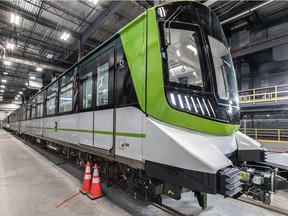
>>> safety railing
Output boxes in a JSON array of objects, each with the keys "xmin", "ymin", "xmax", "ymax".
[
  {"xmin": 239, "ymin": 84, "xmax": 288, "ymax": 103},
  {"xmin": 239, "ymin": 128, "xmax": 288, "ymax": 143}
]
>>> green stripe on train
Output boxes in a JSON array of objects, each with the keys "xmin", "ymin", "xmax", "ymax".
[{"xmin": 22, "ymin": 126, "xmax": 146, "ymax": 138}]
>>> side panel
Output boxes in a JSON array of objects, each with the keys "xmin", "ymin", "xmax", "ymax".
[
  {"xmin": 115, "ymin": 107, "xmax": 145, "ymax": 161},
  {"xmin": 78, "ymin": 112, "xmax": 93, "ymax": 145},
  {"xmin": 93, "ymin": 110, "xmax": 113, "ymax": 150},
  {"xmin": 145, "ymin": 117, "xmax": 232, "ymax": 174},
  {"xmin": 43, "ymin": 114, "xmax": 79, "ymax": 145}
]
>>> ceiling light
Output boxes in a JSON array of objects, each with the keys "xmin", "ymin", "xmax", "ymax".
[
  {"xmin": 1, "ymin": 79, "xmax": 7, "ymax": 83},
  {"xmin": 3, "ymin": 72, "xmax": 8, "ymax": 75},
  {"xmin": 7, "ymin": 43, "xmax": 15, "ymax": 49},
  {"xmin": 0, "ymin": 85, "xmax": 5, "ymax": 88},
  {"xmin": 47, "ymin": 54, "xmax": 53, "ymax": 59},
  {"xmin": 93, "ymin": 0, "xmax": 99, "ymax": 4},
  {"xmin": 36, "ymin": 67, "xmax": 43, "ymax": 72},
  {"xmin": 19, "ymin": 91, "xmax": 23, "ymax": 94},
  {"xmin": 16, "ymin": 95, "xmax": 20, "ymax": 97},
  {"xmin": 4, "ymin": 61, "xmax": 11, "ymax": 65},
  {"xmin": 0, "ymin": 90, "xmax": 4, "ymax": 93},
  {"xmin": 25, "ymin": 83, "xmax": 28, "ymax": 86},
  {"xmin": 60, "ymin": 32, "xmax": 70, "ymax": 41},
  {"xmin": 22, "ymin": 88, "xmax": 26, "ymax": 90},
  {"xmin": 186, "ymin": 45, "xmax": 198, "ymax": 56},
  {"xmin": 10, "ymin": 13, "xmax": 20, "ymax": 25},
  {"xmin": 0, "ymin": 96, "xmax": 3, "ymax": 98},
  {"xmin": 30, "ymin": 76, "xmax": 36, "ymax": 80},
  {"xmin": 176, "ymin": 50, "xmax": 181, "ymax": 57}
]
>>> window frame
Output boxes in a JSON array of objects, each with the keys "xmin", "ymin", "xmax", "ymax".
[
  {"xmin": 45, "ymin": 81, "xmax": 58, "ymax": 117},
  {"xmin": 46, "ymin": 91, "xmax": 57, "ymax": 116},
  {"xmin": 79, "ymin": 60, "xmax": 95, "ymax": 112},
  {"xmin": 31, "ymin": 102, "xmax": 37, "ymax": 119},
  {"xmin": 26, "ymin": 105, "xmax": 31, "ymax": 120},
  {"xmin": 58, "ymin": 81, "xmax": 74, "ymax": 114},
  {"xmin": 94, "ymin": 48, "xmax": 114, "ymax": 111},
  {"xmin": 36, "ymin": 92, "xmax": 45, "ymax": 118}
]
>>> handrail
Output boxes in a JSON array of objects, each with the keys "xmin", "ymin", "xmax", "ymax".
[
  {"xmin": 239, "ymin": 128, "xmax": 288, "ymax": 143},
  {"xmin": 239, "ymin": 84, "xmax": 288, "ymax": 104}
]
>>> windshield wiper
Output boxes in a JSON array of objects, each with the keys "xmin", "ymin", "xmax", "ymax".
[{"xmin": 163, "ymin": 6, "xmax": 187, "ymax": 47}]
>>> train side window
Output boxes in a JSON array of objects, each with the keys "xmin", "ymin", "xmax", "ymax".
[
  {"xmin": 59, "ymin": 83, "xmax": 73, "ymax": 113},
  {"xmin": 26, "ymin": 106, "xmax": 30, "ymax": 119},
  {"xmin": 80, "ymin": 71, "xmax": 93, "ymax": 110},
  {"xmin": 46, "ymin": 81, "xmax": 58, "ymax": 116},
  {"xmin": 22, "ymin": 106, "xmax": 26, "ymax": 120},
  {"xmin": 46, "ymin": 92, "xmax": 56, "ymax": 115},
  {"xmin": 31, "ymin": 103, "xmax": 36, "ymax": 119},
  {"xmin": 96, "ymin": 62, "xmax": 109, "ymax": 106},
  {"xmin": 37, "ymin": 93, "xmax": 45, "ymax": 117}
]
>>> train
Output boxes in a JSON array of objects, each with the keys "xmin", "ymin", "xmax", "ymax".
[{"xmin": 2, "ymin": 0, "xmax": 286, "ymax": 209}]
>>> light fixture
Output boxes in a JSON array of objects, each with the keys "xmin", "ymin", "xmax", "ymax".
[
  {"xmin": 47, "ymin": 54, "xmax": 53, "ymax": 59},
  {"xmin": 3, "ymin": 72, "xmax": 8, "ymax": 75},
  {"xmin": 25, "ymin": 83, "xmax": 28, "ymax": 86},
  {"xmin": 187, "ymin": 45, "xmax": 198, "ymax": 56},
  {"xmin": 176, "ymin": 50, "xmax": 181, "ymax": 57},
  {"xmin": 36, "ymin": 67, "xmax": 43, "ymax": 72},
  {"xmin": 1, "ymin": 79, "xmax": 7, "ymax": 83},
  {"xmin": 19, "ymin": 91, "xmax": 23, "ymax": 94},
  {"xmin": 30, "ymin": 76, "xmax": 36, "ymax": 80},
  {"xmin": 60, "ymin": 32, "xmax": 70, "ymax": 41},
  {"xmin": 10, "ymin": 13, "xmax": 20, "ymax": 25},
  {"xmin": 0, "ymin": 85, "xmax": 5, "ymax": 88},
  {"xmin": 4, "ymin": 61, "xmax": 11, "ymax": 65},
  {"xmin": 0, "ymin": 90, "xmax": 4, "ymax": 93},
  {"xmin": 7, "ymin": 43, "xmax": 15, "ymax": 49},
  {"xmin": 93, "ymin": 0, "xmax": 99, "ymax": 4},
  {"xmin": 16, "ymin": 95, "xmax": 20, "ymax": 97}
]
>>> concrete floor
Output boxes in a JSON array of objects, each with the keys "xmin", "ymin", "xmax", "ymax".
[
  {"xmin": 0, "ymin": 129, "xmax": 287, "ymax": 216},
  {"xmin": 260, "ymin": 141, "xmax": 288, "ymax": 152}
]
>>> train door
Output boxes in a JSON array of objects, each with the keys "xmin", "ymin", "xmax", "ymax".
[
  {"xmin": 78, "ymin": 59, "xmax": 95, "ymax": 146},
  {"xmin": 93, "ymin": 48, "xmax": 115, "ymax": 150}
]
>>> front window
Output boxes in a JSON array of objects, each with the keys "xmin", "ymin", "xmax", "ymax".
[
  {"xmin": 167, "ymin": 28, "xmax": 203, "ymax": 89},
  {"xmin": 208, "ymin": 36, "xmax": 239, "ymax": 104},
  {"xmin": 157, "ymin": 2, "xmax": 240, "ymax": 124}
]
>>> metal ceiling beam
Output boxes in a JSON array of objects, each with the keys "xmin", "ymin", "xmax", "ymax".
[
  {"xmin": 42, "ymin": 1, "xmax": 91, "ymax": 25},
  {"xmin": 0, "ymin": 2, "xmax": 79, "ymax": 39},
  {"xmin": 3, "ymin": 57, "xmax": 66, "ymax": 73},
  {"xmin": 67, "ymin": 1, "xmax": 121, "ymax": 53},
  {"xmin": 231, "ymin": 33, "xmax": 288, "ymax": 58},
  {"xmin": 0, "ymin": 25, "xmax": 72, "ymax": 57}
]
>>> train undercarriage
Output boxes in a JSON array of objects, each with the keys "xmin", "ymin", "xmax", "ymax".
[{"xmin": 8, "ymin": 130, "xmax": 288, "ymax": 210}]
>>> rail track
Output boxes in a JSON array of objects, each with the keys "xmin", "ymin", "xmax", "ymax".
[{"xmin": 237, "ymin": 196, "xmax": 288, "ymax": 216}]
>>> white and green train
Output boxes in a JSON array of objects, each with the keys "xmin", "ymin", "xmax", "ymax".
[{"xmin": 3, "ymin": 0, "xmax": 286, "ymax": 209}]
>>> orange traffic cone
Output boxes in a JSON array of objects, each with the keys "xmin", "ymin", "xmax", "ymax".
[
  {"xmin": 87, "ymin": 164, "xmax": 106, "ymax": 200},
  {"xmin": 79, "ymin": 161, "xmax": 92, "ymax": 195}
]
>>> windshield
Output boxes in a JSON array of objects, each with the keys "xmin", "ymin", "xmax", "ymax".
[
  {"xmin": 208, "ymin": 36, "xmax": 239, "ymax": 104},
  {"xmin": 167, "ymin": 28, "xmax": 203, "ymax": 89}
]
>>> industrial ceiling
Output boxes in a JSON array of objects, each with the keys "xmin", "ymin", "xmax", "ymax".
[{"xmin": 0, "ymin": 0, "xmax": 287, "ymax": 105}]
